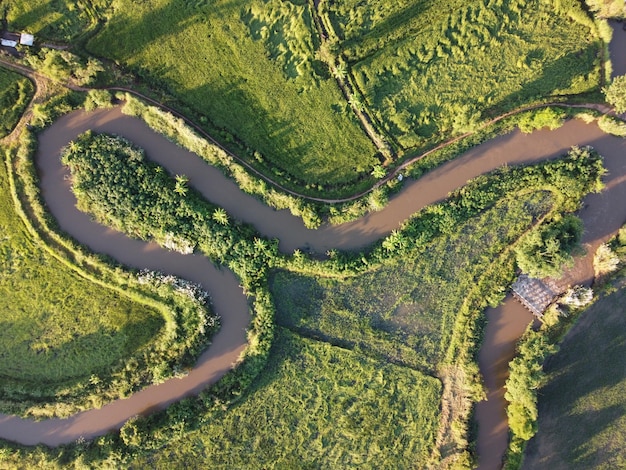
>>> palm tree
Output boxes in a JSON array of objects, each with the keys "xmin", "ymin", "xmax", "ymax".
[
  {"xmin": 174, "ymin": 174, "xmax": 189, "ymax": 197},
  {"xmin": 213, "ymin": 207, "xmax": 229, "ymax": 225},
  {"xmin": 371, "ymin": 165, "xmax": 386, "ymax": 179}
]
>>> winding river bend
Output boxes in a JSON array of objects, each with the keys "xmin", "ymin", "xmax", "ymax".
[
  {"xmin": 0, "ymin": 107, "xmax": 624, "ymax": 454},
  {"xmin": 0, "ymin": 24, "xmax": 625, "ymax": 463}
]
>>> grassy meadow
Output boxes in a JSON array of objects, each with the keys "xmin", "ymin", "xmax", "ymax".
[
  {"xmin": 129, "ymin": 329, "xmax": 442, "ymax": 468},
  {"xmin": 86, "ymin": 0, "xmax": 377, "ymax": 186},
  {"xmin": 272, "ymin": 191, "xmax": 554, "ymax": 374},
  {"xmin": 5, "ymin": 0, "xmax": 108, "ymax": 42},
  {"xmin": 321, "ymin": 0, "xmax": 602, "ymax": 150},
  {"xmin": 0, "ymin": 145, "xmax": 164, "ymax": 409},
  {"xmin": 0, "ymin": 68, "xmax": 33, "ymax": 138}
]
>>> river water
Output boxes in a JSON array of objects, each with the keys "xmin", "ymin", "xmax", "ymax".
[{"xmin": 0, "ymin": 37, "xmax": 625, "ymax": 460}]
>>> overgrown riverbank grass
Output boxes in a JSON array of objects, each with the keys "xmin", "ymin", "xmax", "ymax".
[
  {"xmin": 0, "ymin": 131, "xmax": 220, "ymax": 418},
  {"xmin": 321, "ymin": 0, "xmax": 602, "ymax": 152},
  {"xmin": 0, "ymin": 68, "xmax": 33, "ymax": 138},
  {"xmin": 86, "ymin": 0, "xmax": 376, "ymax": 187}
]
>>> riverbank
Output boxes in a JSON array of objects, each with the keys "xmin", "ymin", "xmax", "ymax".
[{"xmin": 0, "ymin": 102, "xmax": 621, "ymax": 451}]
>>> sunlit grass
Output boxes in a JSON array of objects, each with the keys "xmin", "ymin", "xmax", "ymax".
[
  {"xmin": 87, "ymin": 0, "xmax": 376, "ymax": 186},
  {"xmin": 131, "ymin": 328, "xmax": 442, "ymax": 468}
]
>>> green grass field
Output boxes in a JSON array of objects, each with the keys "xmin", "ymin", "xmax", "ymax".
[
  {"xmin": 0, "ymin": 68, "xmax": 33, "ymax": 138},
  {"xmin": 130, "ymin": 328, "xmax": 442, "ymax": 468},
  {"xmin": 522, "ymin": 247, "xmax": 626, "ymax": 469},
  {"xmin": 321, "ymin": 0, "xmax": 602, "ymax": 150},
  {"xmin": 0, "ymin": 146, "xmax": 166, "ymax": 406},
  {"xmin": 86, "ymin": 0, "xmax": 376, "ymax": 186},
  {"xmin": 272, "ymin": 191, "xmax": 554, "ymax": 373}
]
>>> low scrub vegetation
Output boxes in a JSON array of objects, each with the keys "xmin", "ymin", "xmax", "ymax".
[
  {"xmin": 321, "ymin": 0, "xmax": 602, "ymax": 152},
  {"xmin": 0, "ymin": 68, "xmax": 33, "ymax": 138}
]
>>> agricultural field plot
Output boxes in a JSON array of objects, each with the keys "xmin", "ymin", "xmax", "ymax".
[
  {"xmin": 0, "ymin": 68, "xmax": 33, "ymax": 138},
  {"xmin": 0, "ymin": 150, "xmax": 164, "ymax": 410},
  {"xmin": 86, "ymin": 0, "xmax": 376, "ymax": 186},
  {"xmin": 523, "ymin": 235, "xmax": 626, "ymax": 470},
  {"xmin": 272, "ymin": 190, "xmax": 554, "ymax": 373},
  {"xmin": 320, "ymin": 0, "xmax": 602, "ymax": 150},
  {"xmin": 130, "ymin": 329, "xmax": 442, "ymax": 469}
]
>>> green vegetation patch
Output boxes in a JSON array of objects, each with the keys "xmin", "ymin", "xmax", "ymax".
[
  {"xmin": 0, "ymin": 68, "xmax": 33, "ymax": 138},
  {"xmin": 272, "ymin": 191, "xmax": 554, "ymax": 373},
  {"xmin": 0, "ymin": 146, "xmax": 163, "ymax": 397},
  {"xmin": 87, "ymin": 0, "xmax": 376, "ymax": 185},
  {"xmin": 322, "ymin": 0, "xmax": 601, "ymax": 149},
  {"xmin": 130, "ymin": 328, "xmax": 442, "ymax": 468}
]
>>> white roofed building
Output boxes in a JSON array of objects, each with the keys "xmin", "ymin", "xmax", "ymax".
[{"xmin": 20, "ymin": 33, "xmax": 34, "ymax": 46}]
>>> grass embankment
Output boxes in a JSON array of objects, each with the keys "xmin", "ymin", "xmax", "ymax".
[
  {"xmin": 321, "ymin": 0, "xmax": 603, "ymax": 154},
  {"xmin": 0, "ymin": 68, "xmax": 33, "ymax": 138},
  {"xmin": 86, "ymin": 0, "xmax": 376, "ymax": 189},
  {"xmin": 520, "ymin": 230, "xmax": 626, "ymax": 470},
  {"xmin": 0, "ymin": 130, "xmax": 219, "ymax": 418}
]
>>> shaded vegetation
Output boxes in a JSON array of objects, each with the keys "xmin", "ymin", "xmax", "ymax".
[
  {"xmin": 0, "ymin": 67, "xmax": 33, "ymax": 138},
  {"xmin": 321, "ymin": 0, "xmax": 602, "ymax": 151}
]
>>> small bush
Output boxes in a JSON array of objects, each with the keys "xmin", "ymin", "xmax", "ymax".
[
  {"xmin": 518, "ymin": 108, "xmax": 565, "ymax": 134},
  {"xmin": 597, "ymin": 115, "xmax": 626, "ymax": 137}
]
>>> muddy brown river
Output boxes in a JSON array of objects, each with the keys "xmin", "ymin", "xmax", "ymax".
[{"xmin": 0, "ymin": 24, "xmax": 625, "ymax": 464}]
